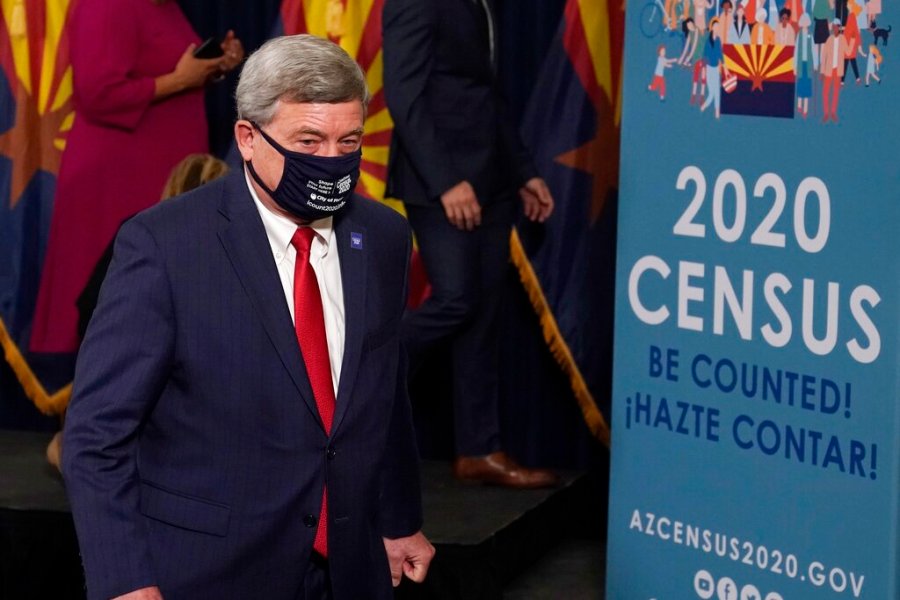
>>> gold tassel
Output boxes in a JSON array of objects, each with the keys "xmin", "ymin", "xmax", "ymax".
[
  {"xmin": 0, "ymin": 317, "xmax": 71, "ymax": 416},
  {"xmin": 509, "ymin": 229, "xmax": 611, "ymax": 447}
]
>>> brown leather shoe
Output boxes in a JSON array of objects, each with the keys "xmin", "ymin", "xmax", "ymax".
[{"xmin": 452, "ymin": 451, "xmax": 560, "ymax": 489}]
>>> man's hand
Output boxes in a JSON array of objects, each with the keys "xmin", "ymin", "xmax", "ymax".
[
  {"xmin": 383, "ymin": 531, "xmax": 435, "ymax": 587},
  {"xmin": 112, "ymin": 586, "xmax": 163, "ymax": 600},
  {"xmin": 518, "ymin": 177, "xmax": 554, "ymax": 223},
  {"xmin": 440, "ymin": 181, "xmax": 481, "ymax": 231}
]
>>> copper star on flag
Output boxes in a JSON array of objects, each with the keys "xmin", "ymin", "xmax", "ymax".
[{"xmin": 0, "ymin": 0, "xmax": 75, "ymax": 208}]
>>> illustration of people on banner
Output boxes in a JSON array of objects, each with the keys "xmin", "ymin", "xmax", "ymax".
[{"xmin": 640, "ymin": 0, "xmax": 890, "ymax": 120}]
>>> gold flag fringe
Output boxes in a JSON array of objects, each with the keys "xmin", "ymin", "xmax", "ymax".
[
  {"xmin": 509, "ymin": 228, "xmax": 611, "ymax": 447},
  {"xmin": 0, "ymin": 317, "xmax": 71, "ymax": 416}
]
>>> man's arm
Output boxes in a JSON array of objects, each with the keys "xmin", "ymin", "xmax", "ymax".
[
  {"xmin": 378, "ymin": 227, "xmax": 434, "ymax": 584},
  {"xmin": 378, "ymin": 228, "xmax": 424, "ymax": 537},
  {"xmin": 494, "ymin": 93, "xmax": 539, "ymax": 193},
  {"xmin": 491, "ymin": 71, "xmax": 546, "ymax": 221},
  {"xmin": 378, "ymin": 347, "xmax": 424, "ymax": 537},
  {"xmin": 493, "ymin": 90, "xmax": 553, "ymax": 223},
  {"xmin": 380, "ymin": 346, "xmax": 435, "ymax": 587},
  {"xmin": 382, "ymin": 0, "xmax": 461, "ymax": 200},
  {"xmin": 62, "ymin": 218, "xmax": 175, "ymax": 600}
]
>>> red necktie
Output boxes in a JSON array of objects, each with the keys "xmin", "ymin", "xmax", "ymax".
[{"xmin": 291, "ymin": 227, "xmax": 335, "ymax": 557}]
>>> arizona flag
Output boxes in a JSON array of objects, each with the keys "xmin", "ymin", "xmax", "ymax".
[
  {"xmin": 513, "ymin": 0, "xmax": 624, "ymax": 445},
  {"xmin": 0, "ymin": 0, "xmax": 74, "ymax": 348},
  {"xmin": 722, "ymin": 44, "xmax": 796, "ymax": 119},
  {"xmin": 276, "ymin": 0, "xmax": 429, "ymax": 305},
  {"xmin": 275, "ymin": 0, "xmax": 391, "ymax": 205}
]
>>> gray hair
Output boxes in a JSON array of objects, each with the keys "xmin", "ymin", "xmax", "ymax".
[{"xmin": 236, "ymin": 34, "xmax": 370, "ymax": 125}]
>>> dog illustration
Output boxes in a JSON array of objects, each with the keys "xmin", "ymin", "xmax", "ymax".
[{"xmin": 871, "ymin": 22, "xmax": 891, "ymax": 46}]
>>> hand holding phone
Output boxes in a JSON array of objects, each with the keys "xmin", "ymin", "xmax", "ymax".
[
  {"xmin": 155, "ymin": 41, "xmax": 228, "ymax": 99},
  {"xmin": 193, "ymin": 37, "xmax": 224, "ymax": 60},
  {"xmin": 175, "ymin": 42, "xmax": 223, "ymax": 89}
]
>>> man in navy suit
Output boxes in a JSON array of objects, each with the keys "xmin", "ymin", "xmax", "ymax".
[
  {"xmin": 383, "ymin": 0, "xmax": 558, "ymax": 487},
  {"xmin": 62, "ymin": 35, "xmax": 433, "ymax": 600}
]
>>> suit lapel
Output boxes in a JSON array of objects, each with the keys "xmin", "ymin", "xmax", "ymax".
[
  {"xmin": 463, "ymin": 0, "xmax": 493, "ymax": 55},
  {"xmin": 331, "ymin": 207, "xmax": 367, "ymax": 435},
  {"xmin": 216, "ymin": 171, "xmax": 324, "ymax": 430}
]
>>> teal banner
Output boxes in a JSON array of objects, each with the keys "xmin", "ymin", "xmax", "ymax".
[{"xmin": 608, "ymin": 0, "xmax": 899, "ymax": 598}]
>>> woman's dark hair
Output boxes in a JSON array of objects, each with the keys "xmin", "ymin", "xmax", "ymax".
[{"xmin": 682, "ymin": 17, "xmax": 695, "ymax": 35}]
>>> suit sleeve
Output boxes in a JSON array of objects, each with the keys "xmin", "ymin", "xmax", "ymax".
[
  {"xmin": 382, "ymin": 0, "xmax": 462, "ymax": 200},
  {"xmin": 379, "ymin": 226, "xmax": 424, "ymax": 538},
  {"xmin": 495, "ymin": 91, "xmax": 539, "ymax": 189},
  {"xmin": 71, "ymin": 0, "xmax": 157, "ymax": 131},
  {"xmin": 62, "ymin": 218, "xmax": 174, "ymax": 600}
]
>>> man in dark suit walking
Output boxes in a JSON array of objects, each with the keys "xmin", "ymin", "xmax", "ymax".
[
  {"xmin": 62, "ymin": 35, "xmax": 433, "ymax": 600},
  {"xmin": 383, "ymin": 0, "xmax": 558, "ymax": 488}
]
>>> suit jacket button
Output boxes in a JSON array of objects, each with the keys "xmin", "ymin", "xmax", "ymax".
[
  {"xmin": 303, "ymin": 514, "xmax": 317, "ymax": 528},
  {"xmin": 326, "ymin": 447, "xmax": 337, "ymax": 460}
]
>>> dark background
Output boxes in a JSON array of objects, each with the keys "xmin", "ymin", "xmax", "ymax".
[{"xmin": 0, "ymin": 0, "xmax": 608, "ymax": 472}]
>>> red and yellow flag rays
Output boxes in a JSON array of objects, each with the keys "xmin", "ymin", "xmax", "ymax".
[
  {"xmin": 281, "ymin": 0, "xmax": 396, "ymax": 209},
  {"xmin": 0, "ymin": 0, "xmax": 75, "ymax": 207},
  {"xmin": 555, "ymin": 0, "xmax": 623, "ymax": 223},
  {"xmin": 725, "ymin": 44, "xmax": 795, "ymax": 91}
]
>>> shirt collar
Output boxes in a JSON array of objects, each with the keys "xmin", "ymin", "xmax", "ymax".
[{"xmin": 244, "ymin": 167, "xmax": 333, "ymax": 262}]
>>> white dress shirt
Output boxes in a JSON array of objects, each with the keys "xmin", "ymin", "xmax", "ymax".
[
  {"xmin": 832, "ymin": 36, "xmax": 841, "ymax": 70},
  {"xmin": 478, "ymin": 0, "xmax": 496, "ymax": 67},
  {"xmin": 245, "ymin": 168, "xmax": 345, "ymax": 394}
]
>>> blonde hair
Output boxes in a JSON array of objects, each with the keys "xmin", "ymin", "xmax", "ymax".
[
  {"xmin": 870, "ymin": 45, "xmax": 883, "ymax": 65},
  {"xmin": 161, "ymin": 154, "xmax": 230, "ymax": 200}
]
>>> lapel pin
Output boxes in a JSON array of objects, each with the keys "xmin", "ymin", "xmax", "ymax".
[{"xmin": 350, "ymin": 232, "xmax": 364, "ymax": 250}]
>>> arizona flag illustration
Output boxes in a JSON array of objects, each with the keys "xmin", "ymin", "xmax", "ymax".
[{"xmin": 722, "ymin": 44, "xmax": 796, "ymax": 119}]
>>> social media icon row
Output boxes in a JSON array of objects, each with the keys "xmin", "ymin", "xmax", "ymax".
[{"xmin": 694, "ymin": 569, "xmax": 783, "ymax": 600}]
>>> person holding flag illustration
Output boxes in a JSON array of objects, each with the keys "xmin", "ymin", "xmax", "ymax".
[
  {"xmin": 752, "ymin": 8, "xmax": 775, "ymax": 44},
  {"xmin": 774, "ymin": 8, "xmax": 797, "ymax": 45}
]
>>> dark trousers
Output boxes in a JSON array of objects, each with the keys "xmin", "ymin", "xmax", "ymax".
[
  {"xmin": 843, "ymin": 57, "xmax": 860, "ymax": 81},
  {"xmin": 298, "ymin": 553, "xmax": 333, "ymax": 600},
  {"xmin": 835, "ymin": 0, "xmax": 848, "ymax": 24},
  {"xmin": 402, "ymin": 200, "xmax": 515, "ymax": 456}
]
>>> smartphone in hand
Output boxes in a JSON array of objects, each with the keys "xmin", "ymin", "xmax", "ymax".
[{"xmin": 193, "ymin": 37, "xmax": 224, "ymax": 59}]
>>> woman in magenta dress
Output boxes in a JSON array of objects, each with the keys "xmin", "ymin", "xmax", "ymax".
[{"xmin": 30, "ymin": 0, "xmax": 243, "ymax": 352}]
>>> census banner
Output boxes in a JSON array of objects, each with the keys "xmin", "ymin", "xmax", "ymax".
[{"xmin": 607, "ymin": 0, "xmax": 899, "ymax": 598}]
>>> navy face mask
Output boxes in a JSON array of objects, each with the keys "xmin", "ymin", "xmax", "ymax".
[{"xmin": 246, "ymin": 123, "xmax": 361, "ymax": 221}]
